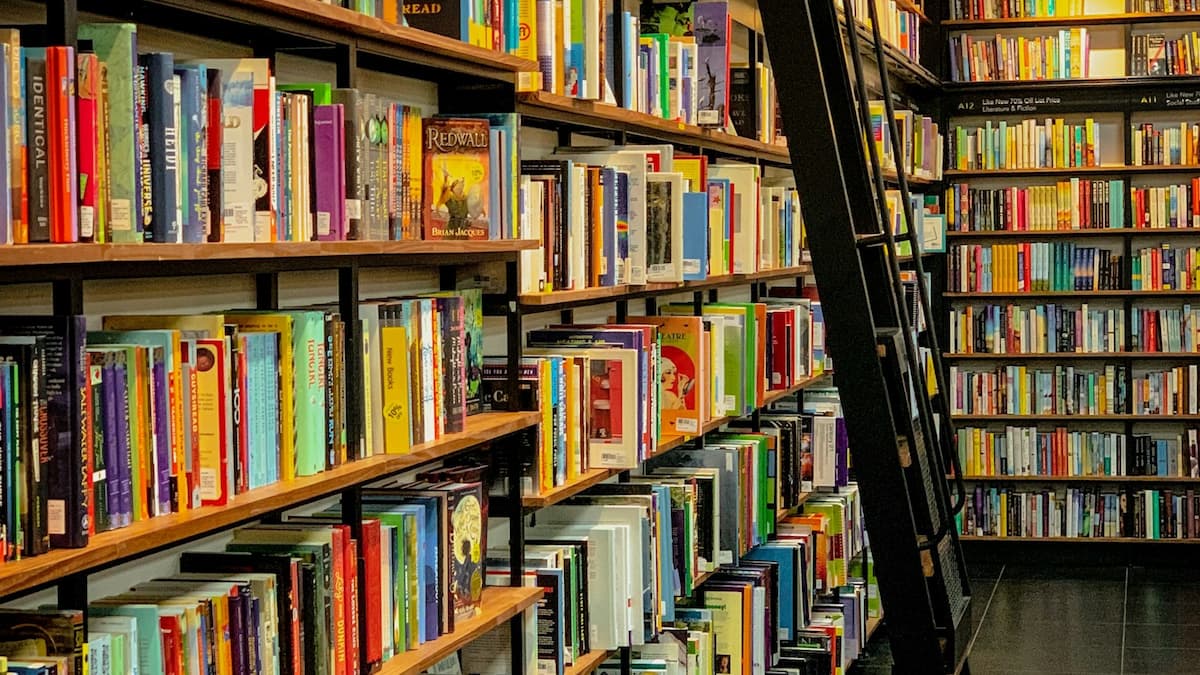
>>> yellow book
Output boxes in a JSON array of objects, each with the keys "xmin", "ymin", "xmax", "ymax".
[
  {"xmin": 517, "ymin": 0, "xmax": 538, "ymax": 61},
  {"xmin": 226, "ymin": 314, "xmax": 296, "ymax": 482},
  {"xmin": 1085, "ymin": 119, "xmax": 1095, "ymax": 166},
  {"xmin": 1018, "ymin": 36, "xmax": 1027, "ymax": 80},
  {"xmin": 380, "ymin": 326, "xmax": 412, "ymax": 455},
  {"xmin": 564, "ymin": 356, "xmax": 580, "ymax": 482},
  {"xmin": 1000, "ymin": 492, "xmax": 1008, "ymax": 535},
  {"xmin": 429, "ymin": 304, "xmax": 443, "ymax": 439},
  {"xmin": 539, "ymin": 360, "xmax": 554, "ymax": 493}
]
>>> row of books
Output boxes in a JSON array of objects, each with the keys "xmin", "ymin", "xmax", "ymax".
[
  {"xmin": 950, "ymin": 0, "xmax": 1086, "ymax": 20},
  {"xmin": 958, "ymin": 426, "xmax": 1200, "ymax": 478},
  {"xmin": 0, "ymin": 473, "xmax": 488, "ymax": 675},
  {"xmin": 0, "ymin": 290, "xmax": 483, "ymax": 557},
  {"xmin": 957, "ymin": 426, "xmax": 1129, "ymax": 478},
  {"xmin": 1129, "ymin": 488, "xmax": 1200, "ymax": 539},
  {"xmin": 867, "ymin": 102, "xmax": 945, "ymax": 183},
  {"xmin": 840, "ymin": 0, "xmax": 925, "ymax": 63},
  {"xmin": 1130, "ymin": 181, "xmax": 1200, "ymax": 230},
  {"xmin": 1136, "ymin": 0, "xmax": 1200, "ymax": 9},
  {"xmin": 0, "ymin": 26, "xmax": 531, "ymax": 243},
  {"xmin": 963, "ymin": 486, "xmax": 1124, "ymax": 538},
  {"xmin": 1131, "ymin": 122, "xmax": 1200, "ymax": 166},
  {"xmin": 1130, "ymin": 244, "xmax": 1200, "ymax": 290},
  {"xmin": 946, "ymin": 181, "xmax": 1127, "ymax": 233},
  {"xmin": 1131, "ymin": 306, "xmax": 1200, "ymax": 352},
  {"xmin": 948, "ymin": 30, "xmax": 1093, "ymax": 82},
  {"xmin": 478, "ymin": 470, "xmax": 867, "ymax": 675},
  {"xmin": 948, "ymin": 302, "xmax": 1127, "ymax": 355},
  {"xmin": 949, "ymin": 363, "xmax": 1130, "ymax": 415},
  {"xmin": 1133, "ymin": 364, "xmax": 1200, "ymax": 414},
  {"xmin": 950, "ymin": 118, "xmax": 1103, "ymax": 171},
  {"xmin": 947, "ymin": 243, "xmax": 1126, "ymax": 293},
  {"xmin": 1131, "ymin": 32, "xmax": 1200, "ymax": 76},
  {"xmin": 518, "ymin": 149, "xmax": 803, "ymax": 293},
  {"xmin": 729, "ymin": 62, "xmax": 783, "ymax": 147},
  {"xmin": 481, "ymin": 297, "xmax": 833, "ymax": 492}
]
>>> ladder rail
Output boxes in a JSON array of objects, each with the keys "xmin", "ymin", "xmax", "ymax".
[
  {"xmin": 855, "ymin": 0, "xmax": 970, "ymax": 519},
  {"xmin": 838, "ymin": 0, "xmax": 962, "ymax": 546}
]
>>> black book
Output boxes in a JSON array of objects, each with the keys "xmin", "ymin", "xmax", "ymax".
[
  {"xmin": 24, "ymin": 51, "xmax": 49, "ymax": 243},
  {"xmin": 0, "ymin": 337, "xmax": 46, "ymax": 558}
]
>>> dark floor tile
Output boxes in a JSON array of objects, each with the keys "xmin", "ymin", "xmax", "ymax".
[
  {"xmin": 967, "ymin": 561, "xmax": 1005, "ymax": 582},
  {"xmin": 969, "ymin": 668, "xmax": 1118, "ymax": 675},
  {"xmin": 970, "ymin": 618, "xmax": 1123, "ymax": 672},
  {"xmin": 967, "ymin": 646, "xmax": 1122, "ymax": 674},
  {"xmin": 1124, "ymin": 646, "xmax": 1200, "ymax": 674},
  {"xmin": 981, "ymin": 579, "xmax": 1126, "ymax": 626},
  {"xmin": 1125, "ymin": 583, "xmax": 1200, "ymax": 625},
  {"xmin": 1001, "ymin": 563, "xmax": 1126, "ymax": 582},
  {"xmin": 1124, "ymin": 622, "xmax": 1200, "ymax": 648},
  {"xmin": 1128, "ymin": 565, "xmax": 1200, "ymax": 585}
]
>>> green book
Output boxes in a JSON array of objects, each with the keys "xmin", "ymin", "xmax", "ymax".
[
  {"xmin": 89, "ymin": 605, "xmax": 161, "ymax": 675},
  {"xmin": 285, "ymin": 311, "xmax": 328, "ymax": 477},
  {"xmin": 277, "ymin": 82, "xmax": 332, "ymax": 105}
]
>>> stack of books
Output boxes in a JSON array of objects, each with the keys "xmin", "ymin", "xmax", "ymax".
[
  {"xmin": 949, "ymin": 302, "xmax": 1126, "ymax": 354},
  {"xmin": 949, "ymin": 29, "xmax": 1092, "ymax": 81},
  {"xmin": 869, "ymin": 102, "xmax": 944, "ymax": 181},
  {"xmin": 958, "ymin": 426, "xmax": 1129, "ymax": 477},
  {"xmin": 948, "ymin": 242, "xmax": 1126, "ymax": 292},
  {"xmin": 1131, "ymin": 121, "xmax": 1200, "ymax": 166},
  {"xmin": 950, "ymin": 117, "xmax": 1103, "ymax": 171},
  {"xmin": 1132, "ymin": 244, "xmax": 1200, "ymax": 289},
  {"xmin": 947, "ymin": 180, "xmax": 1127, "ymax": 232},
  {"xmin": 950, "ymin": 363, "xmax": 1129, "ymax": 415}
]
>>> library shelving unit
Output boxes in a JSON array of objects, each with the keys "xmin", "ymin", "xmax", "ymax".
[{"xmin": 941, "ymin": 2, "xmax": 1200, "ymax": 547}]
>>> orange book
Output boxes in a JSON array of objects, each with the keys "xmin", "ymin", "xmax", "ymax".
[
  {"xmin": 46, "ymin": 46, "xmax": 78, "ymax": 242},
  {"xmin": 754, "ymin": 303, "xmax": 767, "ymax": 407}
]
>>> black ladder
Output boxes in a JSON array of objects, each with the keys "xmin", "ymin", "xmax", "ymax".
[{"xmin": 757, "ymin": 0, "xmax": 974, "ymax": 672}]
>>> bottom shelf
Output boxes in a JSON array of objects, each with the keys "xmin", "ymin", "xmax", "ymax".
[
  {"xmin": 960, "ymin": 535, "xmax": 1200, "ymax": 544},
  {"xmin": 865, "ymin": 614, "xmax": 884, "ymax": 642},
  {"xmin": 566, "ymin": 649, "xmax": 617, "ymax": 675},
  {"xmin": 379, "ymin": 586, "xmax": 544, "ymax": 674}
]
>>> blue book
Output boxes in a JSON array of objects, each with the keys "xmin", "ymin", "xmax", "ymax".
[
  {"xmin": 616, "ymin": 171, "xmax": 630, "ymax": 282},
  {"xmin": 744, "ymin": 543, "xmax": 800, "ymax": 641},
  {"xmin": 0, "ymin": 44, "xmax": 10, "ymax": 242},
  {"xmin": 489, "ymin": 129, "xmax": 502, "ymax": 240},
  {"xmin": 393, "ymin": 503, "xmax": 429, "ymax": 643},
  {"xmin": 174, "ymin": 65, "xmax": 206, "ymax": 243},
  {"xmin": 600, "ymin": 167, "xmax": 618, "ymax": 287},
  {"xmin": 138, "ymin": 53, "xmax": 179, "ymax": 242},
  {"xmin": 362, "ymin": 493, "xmax": 443, "ymax": 641},
  {"xmin": 682, "ymin": 191, "xmax": 708, "ymax": 281}
]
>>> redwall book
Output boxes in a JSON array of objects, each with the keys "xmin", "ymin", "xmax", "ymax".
[{"xmin": 422, "ymin": 118, "xmax": 491, "ymax": 240}]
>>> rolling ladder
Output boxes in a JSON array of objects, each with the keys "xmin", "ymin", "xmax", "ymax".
[{"xmin": 756, "ymin": 0, "xmax": 974, "ymax": 671}]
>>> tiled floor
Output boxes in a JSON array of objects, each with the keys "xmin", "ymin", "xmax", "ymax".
[{"xmin": 850, "ymin": 564, "xmax": 1200, "ymax": 674}]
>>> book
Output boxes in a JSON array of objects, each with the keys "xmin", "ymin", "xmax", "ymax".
[{"xmin": 422, "ymin": 118, "xmax": 491, "ymax": 240}]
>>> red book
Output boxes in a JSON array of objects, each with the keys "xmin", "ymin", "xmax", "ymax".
[
  {"xmin": 360, "ymin": 518, "xmax": 383, "ymax": 666},
  {"xmin": 236, "ymin": 335, "xmax": 250, "ymax": 495},
  {"xmin": 160, "ymin": 614, "xmax": 183, "ymax": 675},
  {"xmin": 47, "ymin": 46, "xmax": 78, "ymax": 243},
  {"xmin": 347, "ymin": 535, "xmax": 361, "ymax": 675},
  {"xmin": 76, "ymin": 52, "xmax": 98, "ymax": 243},
  {"xmin": 328, "ymin": 525, "xmax": 348, "ymax": 675}
]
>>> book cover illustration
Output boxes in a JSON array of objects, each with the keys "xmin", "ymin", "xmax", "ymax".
[
  {"xmin": 646, "ymin": 172, "xmax": 684, "ymax": 282},
  {"xmin": 449, "ymin": 484, "xmax": 485, "ymax": 620},
  {"xmin": 693, "ymin": 1, "xmax": 729, "ymax": 127},
  {"xmin": 641, "ymin": 2, "xmax": 694, "ymax": 36},
  {"xmin": 422, "ymin": 118, "xmax": 491, "ymax": 240}
]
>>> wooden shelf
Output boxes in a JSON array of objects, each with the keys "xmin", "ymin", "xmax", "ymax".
[
  {"xmin": 946, "ymin": 164, "xmax": 1200, "ymax": 178},
  {"xmin": 960, "ymin": 534, "xmax": 1200, "ymax": 543},
  {"xmin": 565, "ymin": 650, "xmax": 615, "ymax": 675},
  {"xmin": 517, "ymin": 91, "xmax": 791, "ymax": 165},
  {"xmin": 946, "ymin": 290, "xmax": 1200, "ymax": 299},
  {"xmin": 518, "ymin": 265, "xmax": 812, "ymax": 314},
  {"xmin": 955, "ymin": 474, "xmax": 1200, "ymax": 483},
  {"xmin": 842, "ymin": 16, "xmax": 940, "ymax": 89},
  {"xmin": 520, "ymin": 373, "xmax": 832, "ymax": 509},
  {"xmin": 946, "ymin": 228, "xmax": 1200, "ymax": 238},
  {"xmin": 952, "ymin": 414, "xmax": 1200, "ymax": 422},
  {"xmin": 0, "ymin": 411, "xmax": 538, "ymax": 601},
  {"xmin": 0, "ymin": 240, "xmax": 539, "ymax": 282},
  {"xmin": 944, "ymin": 75, "xmax": 1200, "ymax": 92},
  {"xmin": 945, "ymin": 352, "xmax": 1200, "ymax": 360},
  {"xmin": 378, "ymin": 586, "xmax": 543, "ymax": 674},
  {"xmin": 945, "ymin": 10, "xmax": 1200, "ymax": 29},
  {"xmin": 866, "ymin": 615, "xmax": 884, "ymax": 642}
]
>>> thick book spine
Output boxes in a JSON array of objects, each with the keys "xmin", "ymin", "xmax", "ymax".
[
  {"xmin": 176, "ymin": 66, "xmax": 207, "ymax": 243},
  {"xmin": 313, "ymin": 104, "xmax": 345, "ymax": 241},
  {"xmin": 76, "ymin": 52, "xmax": 99, "ymax": 243},
  {"xmin": 48, "ymin": 47, "xmax": 79, "ymax": 243},
  {"xmin": 204, "ymin": 68, "xmax": 223, "ymax": 242},
  {"xmin": 331, "ymin": 89, "xmax": 365, "ymax": 240},
  {"xmin": 139, "ymin": 53, "xmax": 180, "ymax": 243},
  {"xmin": 23, "ymin": 50, "xmax": 50, "ymax": 243},
  {"xmin": 441, "ymin": 297, "xmax": 467, "ymax": 434}
]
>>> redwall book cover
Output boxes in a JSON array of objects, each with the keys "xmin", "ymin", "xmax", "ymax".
[{"xmin": 422, "ymin": 118, "xmax": 491, "ymax": 240}]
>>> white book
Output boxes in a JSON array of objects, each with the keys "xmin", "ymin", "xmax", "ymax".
[
  {"xmin": 645, "ymin": 172, "xmax": 684, "ymax": 282},
  {"xmin": 709, "ymin": 164, "xmax": 760, "ymax": 274},
  {"xmin": 569, "ymin": 165, "xmax": 588, "ymax": 289}
]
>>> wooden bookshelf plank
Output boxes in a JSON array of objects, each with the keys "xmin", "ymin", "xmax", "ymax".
[
  {"xmin": 945, "ymin": 10, "xmax": 1200, "ymax": 28},
  {"xmin": 565, "ymin": 650, "xmax": 616, "ymax": 675},
  {"xmin": 951, "ymin": 414, "xmax": 1200, "ymax": 421},
  {"xmin": 956, "ymin": 474, "xmax": 1200, "ymax": 483},
  {"xmin": 944, "ymin": 352, "xmax": 1200, "ymax": 360},
  {"xmin": 522, "ymin": 468, "xmax": 620, "ymax": 510},
  {"xmin": 518, "ymin": 266, "xmax": 812, "ymax": 313},
  {"xmin": 945, "ymin": 165, "xmax": 1167, "ymax": 178},
  {"xmin": 378, "ymin": 586, "xmax": 544, "ymax": 674},
  {"xmin": 944, "ymin": 75, "xmax": 1200, "ymax": 93},
  {"xmin": 0, "ymin": 411, "xmax": 538, "ymax": 601},
  {"xmin": 866, "ymin": 615, "xmax": 884, "ymax": 641},
  {"xmin": 960, "ymin": 535, "xmax": 1200, "ymax": 543},
  {"xmin": 946, "ymin": 229, "xmax": 1200, "ymax": 238},
  {"xmin": 516, "ymin": 91, "xmax": 791, "ymax": 164}
]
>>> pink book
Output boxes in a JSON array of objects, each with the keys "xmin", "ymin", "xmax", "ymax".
[{"xmin": 314, "ymin": 103, "xmax": 346, "ymax": 241}]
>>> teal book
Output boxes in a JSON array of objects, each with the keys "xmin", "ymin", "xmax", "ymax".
[
  {"xmin": 89, "ymin": 605, "xmax": 162, "ymax": 675},
  {"xmin": 285, "ymin": 311, "xmax": 326, "ymax": 477},
  {"xmin": 78, "ymin": 23, "xmax": 140, "ymax": 241},
  {"xmin": 88, "ymin": 616, "xmax": 138, "ymax": 675}
]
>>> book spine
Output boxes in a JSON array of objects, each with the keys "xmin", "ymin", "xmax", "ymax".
[
  {"xmin": 77, "ymin": 52, "xmax": 99, "ymax": 243},
  {"xmin": 47, "ymin": 47, "xmax": 79, "ymax": 243},
  {"xmin": 314, "ymin": 104, "xmax": 346, "ymax": 241},
  {"xmin": 24, "ymin": 50, "xmax": 49, "ymax": 243},
  {"xmin": 205, "ymin": 68, "xmax": 223, "ymax": 242},
  {"xmin": 177, "ymin": 66, "xmax": 207, "ymax": 243},
  {"xmin": 140, "ymin": 53, "xmax": 180, "ymax": 243}
]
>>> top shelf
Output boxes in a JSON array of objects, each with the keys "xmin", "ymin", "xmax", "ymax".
[
  {"xmin": 0, "ymin": 240, "xmax": 538, "ymax": 283},
  {"xmin": 945, "ymin": 10, "xmax": 1200, "ymax": 29},
  {"xmin": 516, "ymin": 92, "xmax": 792, "ymax": 166}
]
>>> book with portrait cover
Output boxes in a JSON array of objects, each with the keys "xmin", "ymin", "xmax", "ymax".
[{"xmin": 422, "ymin": 118, "xmax": 491, "ymax": 240}]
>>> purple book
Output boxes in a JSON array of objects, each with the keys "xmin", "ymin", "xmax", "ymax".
[
  {"xmin": 150, "ymin": 347, "xmax": 172, "ymax": 514},
  {"xmin": 835, "ymin": 416, "xmax": 849, "ymax": 487},
  {"xmin": 314, "ymin": 103, "xmax": 346, "ymax": 241},
  {"xmin": 111, "ymin": 353, "xmax": 133, "ymax": 528},
  {"xmin": 98, "ymin": 352, "xmax": 122, "ymax": 530},
  {"xmin": 693, "ymin": 0, "xmax": 730, "ymax": 128}
]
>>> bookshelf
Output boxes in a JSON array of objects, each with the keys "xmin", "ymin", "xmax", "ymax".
[
  {"xmin": 944, "ymin": 352, "xmax": 1200, "ymax": 359},
  {"xmin": 957, "ymin": 474, "xmax": 1200, "ymax": 482}
]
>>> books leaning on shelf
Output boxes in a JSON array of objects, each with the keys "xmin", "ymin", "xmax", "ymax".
[
  {"xmin": 518, "ymin": 150, "xmax": 804, "ymax": 293},
  {"xmin": 836, "ymin": 0, "xmax": 923, "ymax": 63},
  {"xmin": 1134, "ymin": 365, "xmax": 1200, "ymax": 414},
  {"xmin": 1132, "ymin": 121, "xmax": 1200, "ymax": 166},
  {"xmin": 485, "ymin": 298, "xmax": 831, "ymax": 494},
  {"xmin": 947, "ymin": 181, "xmax": 1127, "ymax": 232},
  {"xmin": 961, "ymin": 484, "xmax": 1200, "ymax": 540},
  {"xmin": 948, "ymin": 302, "xmax": 1127, "ymax": 355},
  {"xmin": 957, "ymin": 425, "xmax": 1200, "ymax": 478},
  {"xmin": 950, "ymin": 0, "xmax": 1085, "ymax": 20},
  {"xmin": 949, "ymin": 363, "xmax": 1130, "ymax": 415},
  {"xmin": 1132, "ymin": 305, "xmax": 1200, "ymax": 352},
  {"xmin": 481, "ymin": 467, "xmax": 868, "ymax": 675},
  {"xmin": 950, "ymin": 118, "xmax": 1102, "ymax": 171},
  {"xmin": 947, "ymin": 242, "xmax": 1125, "ymax": 292},
  {"xmin": 948, "ymin": 29, "xmax": 1091, "ymax": 82},
  {"xmin": 0, "ymin": 26, "xmax": 526, "ymax": 244},
  {"xmin": 869, "ymin": 102, "xmax": 944, "ymax": 181},
  {"xmin": 1132, "ymin": 244, "xmax": 1200, "ymax": 289},
  {"xmin": 1135, "ymin": 0, "xmax": 1200, "ymax": 11},
  {"xmin": 1132, "ymin": 31, "xmax": 1200, "ymax": 77}
]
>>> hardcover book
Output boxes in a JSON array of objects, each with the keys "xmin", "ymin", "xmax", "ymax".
[{"xmin": 422, "ymin": 118, "xmax": 492, "ymax": 240}]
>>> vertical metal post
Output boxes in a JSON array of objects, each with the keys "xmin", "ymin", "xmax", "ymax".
[
  {"xmin": 560, "ymin": 309, "xmax": 575, "ymax": 324},
  {"xmin": 692, "ymin": 291, "xmax": 703, "ymax": 316},
  {"xmin": 338, "ymin": 264, "xmax": 363, "ymax": 461},
  {"xmin": 612, "ymin": 0, "xmax": 625, "ymax": 109},
  {"xmin": 645, "ymin": 298, "xmax": 657, "ymax": 315},
  {"xmin": 53, "ymin": 276, "xmax": 84, "ymax": 316},
  {"xmin": 47, "ymin": 0, "xmax": 77, "ymax": 48},
  {"xmin": 256, "ymin": 272, "xmax": 279, "ymax": 310},
  {"xmin": 505, "ymin": 256, "xmax": 529, "ymax": 675},
  {"xmin": 335, "ymin": 42, "xmax": 358, "ymax": 90},
  {"xmin": 57, "ymin": 572, "xmax": 87, "ymax": 672},
  {"xmin": 439, "ymin": 265, "xmax": 457, "ymax": 292},
  {"xmin": 616, "ymin": 299, "xmax": 629, "ymax": 323}
]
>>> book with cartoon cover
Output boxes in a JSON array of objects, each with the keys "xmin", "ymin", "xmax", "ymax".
[{"xmin": 422, "ymin": 118, "xmax": 491, "ymax": 240}]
